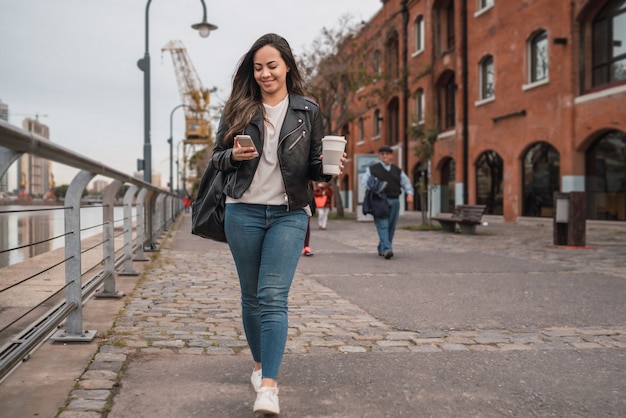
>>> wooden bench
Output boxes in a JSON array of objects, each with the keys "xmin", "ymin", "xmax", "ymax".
[{"xmin": 431, "ymin": 204, "xmax": 487, "ymax": 235}]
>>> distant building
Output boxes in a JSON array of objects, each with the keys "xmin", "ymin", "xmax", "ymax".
[
  {"xmin": 18, "ymin": 117, "xmax": 53, "ymax": 199},
  {"xmin": 90, "ymin": 179, "xmax": 110, "ymax": 194},
  {"xmin": 329, "ymin": 0, "xmax": 625, "ymax": 222}
]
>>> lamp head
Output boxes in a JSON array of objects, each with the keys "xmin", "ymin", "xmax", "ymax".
[{"xmin": 192, "ymin": 21, "xmax": 218, "ymax": 38}]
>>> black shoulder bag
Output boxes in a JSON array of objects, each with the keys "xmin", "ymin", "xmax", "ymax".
[{"xmin": 191, "ymin": 162, "xmax": 227, "ymax": 242}]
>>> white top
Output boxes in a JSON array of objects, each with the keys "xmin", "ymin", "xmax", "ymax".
[{"xmin": 226, "ymin": 95, "xmax": 289, "ymax": 206}]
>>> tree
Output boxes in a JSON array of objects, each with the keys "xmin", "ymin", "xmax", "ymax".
[
  {"xmin": 54, "ymin": 184, "xmax": 87, "ymax": 200},
  {"xmin": 298, "ymin": 15, "xmax": 397, "ymax": 216}
]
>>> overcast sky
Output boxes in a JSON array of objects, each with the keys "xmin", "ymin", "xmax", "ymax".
[{"xmin": 1, "ymin": 0, "xmax": 381, "ymax": 189}]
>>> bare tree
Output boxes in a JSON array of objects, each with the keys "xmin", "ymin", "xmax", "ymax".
[{"xmin": 298, "ymin": 14, "xmax": 400, "ymax": 216}]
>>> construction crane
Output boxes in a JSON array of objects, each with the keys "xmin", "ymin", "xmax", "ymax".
[{"xmin": 161, "ymin": 40, "xmax": 211, "ymax": 141}]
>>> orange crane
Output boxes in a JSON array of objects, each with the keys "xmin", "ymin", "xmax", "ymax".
[{"xmin": 161, "ymin": 40, "xmax": 211, "ymax": 141}]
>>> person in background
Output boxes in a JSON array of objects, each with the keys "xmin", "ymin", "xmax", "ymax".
[
  {"xmin": 360, "ymin": 145, "xmax": 414, "ymax": 259},
  {"xmin": 314, "ymin": 181, "xmax": 333, "ymax": 230},
  {"xmin": 183, "ymin": 194, "xmax": 192, "ymax": 213},
  {"xmin": 303, "ymin": 183, "xmax": 315, "ymax": 256},
  {"xmin": 211, "ymin": 33, "xmax": 343, "ymax": 415}
]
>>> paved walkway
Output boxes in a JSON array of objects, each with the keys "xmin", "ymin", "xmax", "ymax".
[{"xmin": 2, "ymin": 212, "xmax": 626, "ymax": 417}]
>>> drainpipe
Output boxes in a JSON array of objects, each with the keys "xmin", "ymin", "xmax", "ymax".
[
  {"xmin": 402, "ymin": 0, "xmax": 409, "ymax": 199},
  {"xmin": 461, "ymin": 0, "xmax": 469, "ymax": 204}
]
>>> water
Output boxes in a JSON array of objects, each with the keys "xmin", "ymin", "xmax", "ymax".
[{"xmin": 0, "ymin": 205, "xmax": 134, "ymax": 268}]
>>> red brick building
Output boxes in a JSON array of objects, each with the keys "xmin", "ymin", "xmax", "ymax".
[{"xmin": 338, "ymin": 0, "xmax": 626, "ymax": 221}]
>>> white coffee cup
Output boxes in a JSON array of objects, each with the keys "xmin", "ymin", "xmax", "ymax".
[{"xmin": 321, "ymin": 136, "xmax": 346, "ymax": 175}]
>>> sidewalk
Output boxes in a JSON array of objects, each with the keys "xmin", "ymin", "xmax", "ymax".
[{"xmin": 2, "ymin": 212, "xmax": 625, "ymax": 417}]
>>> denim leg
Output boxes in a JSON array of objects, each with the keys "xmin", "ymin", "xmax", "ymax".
[
  {"xmin": 374, "ymin": 215, "xmax": 391, "ymax": 253},
  {"xmin": 225, "ymin": 203, "xmax": 308, "ymax": 380},
  {"xmin": 387, "ymin": 198, "xmax": 400, "ymax": 247}
]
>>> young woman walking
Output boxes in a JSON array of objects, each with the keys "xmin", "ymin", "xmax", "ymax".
[{"xmin": 212, "ymin": 33, "xmax": 344, "ymax": 414}]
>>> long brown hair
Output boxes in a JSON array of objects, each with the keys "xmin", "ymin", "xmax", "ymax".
[{"xmin": 222, "ymin": 33, "xmax": 306, "ymax": 143}]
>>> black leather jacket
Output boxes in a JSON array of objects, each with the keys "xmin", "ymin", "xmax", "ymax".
[{"xmin": 212, "ymin": 94, "xmax": 330, "ymax": 211}]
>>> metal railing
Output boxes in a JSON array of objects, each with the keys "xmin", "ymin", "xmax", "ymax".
[{"xmin": 0, "ymin": 119, "xmax": 183, "ymax": 382}]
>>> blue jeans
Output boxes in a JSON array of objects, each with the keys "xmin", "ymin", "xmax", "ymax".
[
  {"xmin": 374, "ymin": 197, "xmax": 400, "ymax": 254},
  {"xmin": 224, "ymin": 203, "xmax": 308, "ymax": 380}
]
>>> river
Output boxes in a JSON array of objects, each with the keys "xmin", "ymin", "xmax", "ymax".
[{"xmin": 0, "ymin": 205, "xmax": 134, "ymax": 268}]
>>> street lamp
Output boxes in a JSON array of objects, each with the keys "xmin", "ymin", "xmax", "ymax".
[
  {"xmin": 168, "ymin": 104, "xmax": 189, "ymax": 192},
  {"xmin": 136, "ymin": 0, "xmax": 216, "ymax": 251},
  {"xmin": 136, "ymin": 0, "xmax": 217, "ymax": 184}
]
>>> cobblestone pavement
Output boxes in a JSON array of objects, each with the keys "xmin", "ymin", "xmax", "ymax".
[{"xmin": 59, "ymin": 214, "xmax": 626, "ymax": 417}]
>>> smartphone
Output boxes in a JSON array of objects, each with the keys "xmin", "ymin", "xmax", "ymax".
[{"xmin": 235, "ymin": 135, "xmax": 257, "ymax": 153}]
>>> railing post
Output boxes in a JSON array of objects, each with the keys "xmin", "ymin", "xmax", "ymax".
[
  {"xmin": 155, "ymin": 193, "xmax": 166, "ymax": 237},
  {"xmin": 119, "ymin": 185, "xmax": 140, "ymax": 275},
  {"xmin": 51, "ymin": 170, "xmax": 96, "ymax": 342},
  {"xmin": 134, "ymin": 188, "xmax": 149, "ymax": 261},
  {"xmin": 95, "ymin": 180, "xmax": 124, "ymax": 298},
  {"xmin": 166, "ymin": 195, "xmax": 174, "ymax": 227},
  {"xmin": 145, "ymin": 190, "xmax": 159, "ymax": 251}
]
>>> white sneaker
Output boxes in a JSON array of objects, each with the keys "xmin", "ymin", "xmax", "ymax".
[
  {"xmin": 253, "ymin": 386, "xmax": 280, "ymax": 415},
  {"xmin": 251, "ymin": 368, "xmax": 262, "ymax": 392}
]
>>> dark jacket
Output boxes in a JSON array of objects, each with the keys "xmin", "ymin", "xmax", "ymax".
[
  {"xmin": 212, "ymin": 94, "xmax": 330, "ymax": 210},
  {"xmin": 362, "ymin": 175, "xmax": 390, "ymax": 218}
]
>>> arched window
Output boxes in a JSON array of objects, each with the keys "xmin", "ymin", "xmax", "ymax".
[
  {"xmin": 529, "ymin": 30, "xmax": 549, "ymax": 83},
  {"xmin": 592, "ymin": 1, "xmax": 626, "ymax": 86},
  {"xmin": 522, "ymin": 142, "xmax": 560, "ymax": 217},
  {"xmin": 479, "ymin": 55, "xmax": 495, "ymax": 100},
  {"xmin": 586, "ymin": 130, "xmax": 626, "ymax": 220},
  {"xmin": 475, "ymin": 150, "xmax": 503, "ymax": 215}
]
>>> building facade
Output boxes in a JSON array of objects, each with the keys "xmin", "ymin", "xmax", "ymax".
[{"xmin": 340, "ymin": 0, "xmax": 626, "ymax": 221}]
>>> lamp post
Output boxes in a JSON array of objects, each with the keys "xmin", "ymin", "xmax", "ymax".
[
  {"xmin": 136, "ymin": 0, "xmax": 217, "ymax": 184},
  {"xmin": 136, "ymin": 0, "xmax": 216, "ymax": 251},
  {"xmin": 168, "ymin": 104, "xmax": 189, "ymax": 192}
]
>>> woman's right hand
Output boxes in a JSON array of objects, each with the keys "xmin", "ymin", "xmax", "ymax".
[{"xmin": 232, "ymin": 138, "xmax": 259, "ymax": 161}]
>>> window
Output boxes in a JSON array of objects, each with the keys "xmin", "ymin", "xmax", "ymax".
[
  {"xmin": 478, "ymin": 0, "xmax": 494, "ymax": 10},
  {"xmin": 479, "ymin": 55, "xmax": 495, "ymax": 99},
  {"xmin": 373, "ymin": 50, "xmax": 382, "ymax": 77},
  {"xmin": 436, "ymin": 0, "xmax": 456, "ymax": 54},
  {"xmin": 592, "ymin": 0, "xmax": 626, "ymax": 86},
  {"xmin": 386, "ymin": 31, "xmax": 400, "ymax": 79},
  {"xmin": 414, "ymin": 15, "xmax": 425, "ymax": 54},
  {"xmin": 358, "ymin": 118, "xmax": 365, "ymax": 144},
  {"xmin": 374, "ymin": 109, "xmax": 382, "ymax": 137},
  {"xmin": 437, "ymin": 72, "xmax": 456, "ymax": 130},
  {"xmin": 529, "ymin": 30, "xmax": 549, "ymax": 82},
  {"xmin": 446, "ymin": 1, "xmax": 456, "ymax": 50},
  {"xmin": 415, "ymin": 88, "xmax": 425, "ymax": 124}
]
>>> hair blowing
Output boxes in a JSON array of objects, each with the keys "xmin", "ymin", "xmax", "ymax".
[{"xmin": 222, "ymin": 33, "xmax": 306, "ymax": 143}]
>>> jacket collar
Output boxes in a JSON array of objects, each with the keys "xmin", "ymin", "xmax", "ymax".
[{"xmin": 249, "ymin": 94, "xmax": 311, "ymax": 136}]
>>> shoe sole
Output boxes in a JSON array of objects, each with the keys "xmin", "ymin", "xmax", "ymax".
[{"xmin": 253, "ymin": 407, "xmax": 280, "ymax": 414}]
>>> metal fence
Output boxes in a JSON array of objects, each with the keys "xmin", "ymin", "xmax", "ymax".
[{"xmin": 0, "ymin": 119, "xmax": 183, "ymax": 382}]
